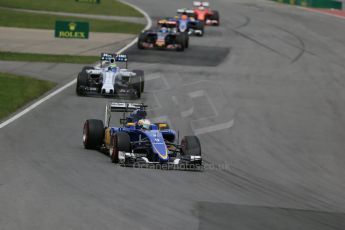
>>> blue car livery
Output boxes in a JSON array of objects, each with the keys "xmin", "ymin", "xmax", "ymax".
[{"xmin": 83, "ymin": 102, "xmax": 202, "ymax": 169}]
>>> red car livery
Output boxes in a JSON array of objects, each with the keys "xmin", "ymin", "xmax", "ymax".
[{"xmin": 193, "ymin": 1, "xmax": 220, "ymax": 26}]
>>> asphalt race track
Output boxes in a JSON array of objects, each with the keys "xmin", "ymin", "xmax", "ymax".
[{"xmin": 1, "ymin": 0, "xmax": 345, "ymax": 229}]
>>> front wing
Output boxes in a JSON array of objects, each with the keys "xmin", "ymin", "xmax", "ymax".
[{"xmin": 117, "ymin": 151, "xmax": 203, "ymax": 170}]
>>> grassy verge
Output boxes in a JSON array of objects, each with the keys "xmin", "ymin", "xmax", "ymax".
[
  {"xmin": 0, "ymin": 52, "xmax": 99, "ymax": 64},
  {"xmin": 0, "ymin": 72, "xmax": 56, "ymax": 120},
  {"xmin": 0, "ymin": 8, "xmax": 143, "ymax": 34},
  {"xmin": 0, "ymin": 0, "xmax": 142, "ymax": 17}
]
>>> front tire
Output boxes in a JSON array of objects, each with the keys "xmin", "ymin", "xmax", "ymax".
[
  {"xmin": 82, "ymin": 66, "xmax": 94, "ymax": 72},
  {"xmin": 138, "ymin": 33, "xmax": 146, "ymax": 49},
  {"xmin": 181, "ymin": 136, "xmax": 201, "ymax": 156},
  {"xmin": 181, "ymin": 32, "xmax": 189, "ymax": 48},
  {"xmin": 76, "ymin": 72, "xmax": 88, "ymax": 96},
  {"xmin": 196, "ymin": 22, "xmax": 205, "ymax": 37},
  {"xmin": 110, "ymin": 132, "xmax": 131, "ymax": 163},
  {"xmin": 132, "ymin": 76, "xmax": 142, "ymax": 98},
  {"xmin": 133, "ymin": 69, "xmax": 145, "ymax": 92},
  {"xmin": 83, "ymin": 119, "xmax": 104, "ymax": 149},
  {"xmin": 176, "ymin": 35, "xmax": 185, "ymax": 52},
  {"xmin": 211, "ymin": 10, "xmax": 220, "ymax": 26}
]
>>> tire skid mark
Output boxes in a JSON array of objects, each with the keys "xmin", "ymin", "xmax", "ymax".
[
  {"xmin": 201, "ymin": 134, "xmax": 339, "ymax": 210},
  {"xmin": 271, "ymin": 25, "xmax": 315, "ymax": 64},
  {"xmin": 230, "ymin": 10, "xmax": 311, "ymax": 64},
  {"xmin": 232, "ymin": 29, "xmax": 293, "ymax": 61},
  {"xmin": 234, "ymin": 16, "xmax": 251, "ymax": 30},
  {"xmin": 236, "ymin": 2, "xmax": 265, "ymax": 12},
  {"xmin": 233, "ymin": 165, "xmax": 342, "ymax": 210},
  {"xmin": 211, "ymin": 160, "xmax": 339, "ymax": 211}
]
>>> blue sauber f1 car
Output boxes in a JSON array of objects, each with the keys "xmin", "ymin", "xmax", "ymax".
[
  {"xmin": 83, "ymin": 103, "xmax": 202, "ymax": 169},
  {"xmin": 176, "ymin": 9, "xmax": 205, "ymax": 36}
]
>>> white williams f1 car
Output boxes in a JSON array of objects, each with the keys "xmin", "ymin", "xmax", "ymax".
[{"xmin": 76, "ymin": 53, "xmax": 144, "ymax": 98}]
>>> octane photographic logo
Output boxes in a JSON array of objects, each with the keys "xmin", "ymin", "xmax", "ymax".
[
  {"xmin": 130, "ymin": 162, "xmax": 204, "ymax": 171},
  {"xmin": 119, "ymin": 161, "xmax": 230, "ymax": 172}
]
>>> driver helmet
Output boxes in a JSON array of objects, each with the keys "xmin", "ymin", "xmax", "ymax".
[
  {"xmin": 181, "ymin": 14, "xmax": 188, "ymax": 20},
  {"xmin": 108, "ymin": 59, "xmax": 117, "ymax": 71},
  {"xmin": 110, "ymin": 58, "xmax": 117, "ymax": 66},
  {"xmin": 198, "ymin": 6, "xmax": 205, "ymax": 10},
  {"xmin": 138, "ymin": 119, "xmax": 151, "ymax": 130}
]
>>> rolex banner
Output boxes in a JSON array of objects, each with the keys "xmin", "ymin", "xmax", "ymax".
[{"xmin": 55, "ymin": 21, "xmax": 89, "ymax": 39}]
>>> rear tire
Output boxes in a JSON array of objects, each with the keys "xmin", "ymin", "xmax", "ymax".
[
  {"xmin": 181, "ymin": 136, "xmax": 201, "ymax": 156},
  {"xmin": 110, "ymin": 132, "xmax": 131, "ymax": 163},
  {"xmin": 83, "ymin": 119, "xmax": 104, "ymax": 149}
]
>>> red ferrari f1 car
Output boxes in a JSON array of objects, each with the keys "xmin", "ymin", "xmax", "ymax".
[{"xmin": 192, "ymin": 1, "xmax": 220, "ymax": 26}]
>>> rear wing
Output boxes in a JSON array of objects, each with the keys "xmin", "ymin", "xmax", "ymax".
[
  {"xmin": 100, "ymin": 53, "xmax": 128, "ymax": 68},
  {"xmin": 177, "ymin": 8, "xmax": 194, "ymax": 14},
  {"xmin": 157, "ymin": 19, "xmax": 178, "ymax": 27},
  {"xmin": 109, "ymin": 102, "xmax": 145, "ymax": 112},
  {"xmin": 104, "ymin": 102, "xmax": 147, "ymax": 126},
  {"xmin": 193, "ymin": 1, "xmax": 209, "ymax": 7},
  {"xmin": 177, "ymin": 8, "xmax": 196, "ymax": 18}
]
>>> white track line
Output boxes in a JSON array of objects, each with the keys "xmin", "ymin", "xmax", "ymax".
[
  {"xmin": 0, "ymin": 79, "xmax": 76, "ymax": 128},
  {"xmin": 117, "ymin": 0, "xmax": 152, "ymax": 54},
  {"xmin": 0, "ymin": 1, "xmax": 152, "ymax": 129}
]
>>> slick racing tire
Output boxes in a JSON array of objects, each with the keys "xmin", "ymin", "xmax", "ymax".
[
  {"xmin": 76, "ymin": 72, "xmax": 88, "ymax": 96},
  {"xmin": 133, "ymin": 69, "xmax": 145, "ymax": 92},
  {"xmin": 83, "ymin": 119, "xmax": 104, "ymax": 150},
  {"xmin": 211, "ymin": 10, "xmax": 220, "ymax": 26},
  {"xmin": 138, "ymin": 33, "xmax": 146, "ymax": 49},
  {"xmin": 185, "ymin": 33, "xmax": 189, "ymax": 48},
  {"xmin": 176, "ymin": 35, "xmax": 185, "ymax": 52},
  {"xmin": 82, "ymin": 66, "xmax": 94, "ymax": 72},
  {"xmin": 181, "ymin": 32, "xmax": 189, "ymax": 48},
  {"xmin": 196, "ymin": 22, "xmax": 204, "ymax": 37},
  {"xmin": 181, "ymin": 136, "xmax": 201, "ymax": 156},
  {"xmin": 132, "ymin": 76, "xmax": 142, "ymax": 98},
  {"xmin": 111, "ymin": 132, "xmax": 131, "ymax": 163}
]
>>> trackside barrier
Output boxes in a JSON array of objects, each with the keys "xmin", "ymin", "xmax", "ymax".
[
  {"xmin": 75, "ymin": 0, "xmax": 101, "ymax": 4},
  {"xmin": 272, "ymin": 0, "xmax": 342, "ymax": 9}
]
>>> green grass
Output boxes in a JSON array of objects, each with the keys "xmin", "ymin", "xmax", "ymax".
[
  {"xmin": 0, "ymin": 52, "xmax": 99, "ymax": 64},
  {"xmin": 0, "ymin": 8, "xmax": 143, "ymax": 34},
  {"xmin": 0, "ymin": 72, "xmax": 56, "ymax": 120},
  {"xmin": 0, "ymin": 0, "xmax": 142, "ymax": 17}
]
